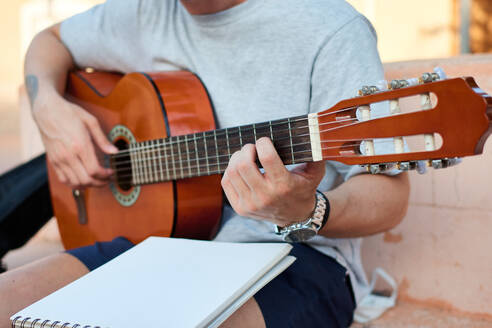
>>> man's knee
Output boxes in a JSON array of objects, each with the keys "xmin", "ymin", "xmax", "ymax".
[
  {"xmin": 220, "ymin": 297, "xmax": 266, "ymax": 328},
  {"xmin": 0, "ymin": 252, "xmax": 88, "ymax": 328}
]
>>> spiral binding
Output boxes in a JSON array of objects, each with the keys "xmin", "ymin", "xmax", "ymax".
[{"xmin": 11, "ymin": 316, "xmax": 101, "ymax": 328}]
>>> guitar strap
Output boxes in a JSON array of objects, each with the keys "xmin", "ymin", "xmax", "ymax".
[{"xmin": 0, "ymin": 153, "xmax": 53, "ymax": 270}]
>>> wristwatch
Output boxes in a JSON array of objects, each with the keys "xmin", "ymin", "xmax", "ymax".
[{"xmin": 274, "ymin": 190, "xmax": 330, "ymax": 243}]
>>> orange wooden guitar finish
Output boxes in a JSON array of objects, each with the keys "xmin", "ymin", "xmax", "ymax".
[
  {"xmin": 48, "ymin": 70, "xmax": 492, "ymax": 250},
  {"xmin": 49, "ymin": 71, "xmax": 223, "ymax": 249}
]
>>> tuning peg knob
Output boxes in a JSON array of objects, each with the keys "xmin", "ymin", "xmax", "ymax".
[
  {"xmin": 429, "ymin": 158, "xmax": 462, "ymax": 169},
  {"xmin": 397, "ymin": 161, "xmax": 418, "ymax": 171},
  {"xmin": 416, "ymin": 160, "xmax": 427, "ymax": 174},
  {"xmin": 364, "ymin": 163, "xmax": 396, "ymax": 174},
  {"xmin": 358, "ymin": 85, "xmax": 379, "ymax": 96},
  {"xmin": 433, "ymin": 67, "xmax": 447, "ymax": 80}
]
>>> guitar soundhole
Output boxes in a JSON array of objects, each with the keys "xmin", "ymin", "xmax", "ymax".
[{"xmin": 114, "ymin": 138, "xmax": 132, "ymax": 191}]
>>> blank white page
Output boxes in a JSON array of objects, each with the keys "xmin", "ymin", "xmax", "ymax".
[{"xmin": 12, "ymin": 237, "xmax": 293, "ymax": 328}]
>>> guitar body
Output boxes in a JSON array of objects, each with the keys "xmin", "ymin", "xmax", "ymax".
[{"xmin": 49, "ymin": 71, "xmax": 223, "ymax": 249}]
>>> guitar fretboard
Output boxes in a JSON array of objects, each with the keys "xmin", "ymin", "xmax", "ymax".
[{"xmin": 111, "ymin": 115, "xmax": 314, "ymax": 186}]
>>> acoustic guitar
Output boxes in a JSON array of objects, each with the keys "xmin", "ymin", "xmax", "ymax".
[{"xmin": 49, "ymin": 69, "xmax": 492, "ymax": 249}]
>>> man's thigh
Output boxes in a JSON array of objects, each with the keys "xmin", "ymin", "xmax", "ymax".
[
  {"xmin": 254, "ymin": 243, "xmax": 356, "ymax": 328},
  {"xmin": 0, "ymin": 252, "xmax": 88, "ymax": 328}
]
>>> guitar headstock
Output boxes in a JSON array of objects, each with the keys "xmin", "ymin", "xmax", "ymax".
[{"xmin": 315, "ymin": 68, "xmax": 492, "ymax": 173}]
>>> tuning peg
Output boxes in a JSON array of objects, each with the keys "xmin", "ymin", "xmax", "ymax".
[
  {"xmin": 428, "ymin": 158, "xmax": 462, "ymax": 169},
  {"xmin": 358, "ymin": 85, "xmax": 380, "ymax": 96},
  {"xmin": 420, "ymin": 71, "xmax": 442, "ymax": 84},
  {"xmin": 389, "ymin": 78, "xmax": 419, "ymax": 90},
  {"xmin": 389, "ymin": 79, "xmax": 408, "ymax": 90},
  {"xmin": 433, "ymin": 67, "xmax": 447, "ymax": 80},
  {"xmin": 363, "ymin": 163, "xmax": 396, "ymax": 174},
  {"xmin": 397, "ymin": 161, "xmax": 418, "ymax": 171}
]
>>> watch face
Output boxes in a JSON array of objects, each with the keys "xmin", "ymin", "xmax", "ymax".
[{"xmin": 284, "ymin": 228, "xmax": 317, "ymax": 243}]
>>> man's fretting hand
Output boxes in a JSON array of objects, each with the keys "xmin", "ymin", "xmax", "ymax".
[
  {"xmin": 221, "ymin": 137, "xmax": 326, "ymax": 227},
  {"xmin": 29, "ymin": 77, "xmax": 118, "ymax": 189}
]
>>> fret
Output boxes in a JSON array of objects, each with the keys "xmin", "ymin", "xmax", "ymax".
[
  {"xmin": 176, "ymin": 135, "xmax": 184, "ymax": 179},
  {"xmin": 293, "ymin": 115, "xmax": 312, "ymax": 163},
  {"xmin": 163, "ymin": 138, "xmax": 170, "ymax": 181},
  {"xmin": 203, "ymin": 132, "xmax": 210, "ymax": 175},
  {"xmin": 170, "ymin": 136, "xmax": 177, "ymax": 180},
  {"xmin": 269, "ymin": 121, "xmax": 274, "ymax": 140},
  {"xmin": 155, "ymin": 139, "xmax": 161, "ymax": 182},
  {"xmin": 287, "ymin": 118, "xmax": 295, "ymax": 164},
  {"xmin": 253, "ymin": 123, "xmax": 257, "ymax": 142},
  {"xmin": 139, "ymin": 141, "xmax": 146, "ymax": 183},
  {"xmin": 214, "ymin": 130, "xmax": 220, "ymax": 172},
  {"xmin": 239, "ymin": 125, "xmax": 256, "ymax": 145},
  {"xmin": 133, "ymin": 143, "xmax": 139, "ymax": 184},
  {"xmin": 151, "ymin": 140, "xmax": 158, "ymax": 182},
  {"xmin": 269, "ymin": 119, "xmax": 294, "ymax": 165},
  {"xmin": 147, "ymin": 141, "xmax": 153, "ymax": 183},
  {"xmin": 252, "ymin": 122, "xmax": 271, "ymax": 141},
  {"xmin": 226, "ymin": 127, "xmax": 241, "ymax": 154},
  {"xmin": 225, "ymin": 127, "xmax": 231, "ymax": 160},
  {"xmin": 194, "ymin": 133, "xmax": 200, "ymax": 176},
  {"xmin": 205, "ymin": 131, "xmax": 219, "ymax": 173},
  {"xmin": 130, "ymin": 143, "xmax": 137, "ymax": 185},
  {"xmin": 238, "ymin": 126, "xmax": 243, "ymax": 147},
  {"xmin": 136, "ymin": 143, "xmax": 143, "ymax": 184},
  {"xmin": 185, "ymin": 134, "xmax": 192, "ymax": 177},
  {"xmin": 157, "ymin": 139, "xmax": 164, "ymax": 182},
  {"xmin": 147, "ymin": 141, "xmax": 154, "ymax": 183},
  {"xmin": 146, "ymin": 141, "xmax": 152, "ymax": 183}
]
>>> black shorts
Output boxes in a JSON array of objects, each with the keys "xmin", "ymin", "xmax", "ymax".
[{"xmin": 67, "ymin": 238, "xmax": 355, "ymax": 328}]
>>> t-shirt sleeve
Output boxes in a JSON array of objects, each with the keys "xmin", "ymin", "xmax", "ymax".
[
  {"xmin": 60, "ymin": 0, "xmax": 162, "ymax": 73},
  {"xmin": 309, "ymin": 15, "xmax": 400, "ymax": 182}
]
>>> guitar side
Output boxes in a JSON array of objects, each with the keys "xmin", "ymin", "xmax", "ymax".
[{"xmin": 48, "ymin": 71, "xmax": 223, "ymax": 249}]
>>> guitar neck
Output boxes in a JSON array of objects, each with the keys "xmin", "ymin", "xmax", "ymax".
[{"xmin": 111, "ymin": 114, "xmax": 317, "ymax": 186}]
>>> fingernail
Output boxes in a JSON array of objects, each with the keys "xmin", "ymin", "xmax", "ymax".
[{"xmin": 108, "ymin": 145, "xmax": 118, "ymax": 153}]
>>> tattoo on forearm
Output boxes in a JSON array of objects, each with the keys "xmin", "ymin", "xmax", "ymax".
[{"xmin": 25, "ymin": 75, "xmax": 39, "ymax": 108}]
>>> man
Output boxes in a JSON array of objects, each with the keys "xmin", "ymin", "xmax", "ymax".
[{"xmin": 0, "ymin": 0, "xmax": 409, "ymax": 327}]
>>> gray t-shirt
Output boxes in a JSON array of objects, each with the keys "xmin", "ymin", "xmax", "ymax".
[{"xmin": 60, "ymin": 0, "xmax": 390, "ymax": 304}]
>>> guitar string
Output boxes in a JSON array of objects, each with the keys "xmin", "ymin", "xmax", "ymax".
[
  {"xmin": 110, "ymin": 112, "xmax": 402, "ymax": 174},
  {"xmin": 113, "ymin": 155, "xmax": 319, "ymax": 185},
  {"xmin": 109, "ymin": 104, "xmax": 376, "ymax": 158},
  {"xmin": 113, "ymin": 139, "xmax": 403, "ymax": 184},
  {"xmin": 111, "ymin": 111, "xmax": 403, "ymax": 169},
  {"xmin": 109, "ymin": 106, "xmax": 358, "ymax": 156},
  {"xmin": 111, "ymin": 108, "xmax": 397, "ymax": 164},
  {"xmin": 114, "ymin": 148, "xmax": 376, "ymax": 185},
  {"xmin": 112, "ymin": 132, "xmax": 315, "ymax": 168},
  {"xmin": 111, "ymin": 137, "xmax": 397, "ymax": 175},
  {"xmin": 109, "ymin": 115, "xmax": 372, "ymax": 167},
  {"xmin": 109, "ymin": 115, "xmax": 359, "ymax": 160}
]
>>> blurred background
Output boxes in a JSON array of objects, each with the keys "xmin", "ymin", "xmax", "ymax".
[
  {"xmin": 1, "ymin": 1, "xmax": 491, "ymax": 326},
  {"xmin": 2, "ymin": 0, "xmax": 492, "ymax": 172}
]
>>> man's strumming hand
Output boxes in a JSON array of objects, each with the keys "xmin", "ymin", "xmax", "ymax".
[
  {"xmin": 30, "ymin": 85, "xmax": 118, "ymax": 189},
  {"xmin": 25, "ymin": 24, "xmax": 118, "ymax": 190},
  {"xmin": 221, "ymin": 137, "xmax": 326, "ymax": 227}
]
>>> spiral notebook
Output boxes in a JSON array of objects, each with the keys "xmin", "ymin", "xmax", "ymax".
[{"xmin": 11, "ymin": 237, "xmax": 295, "ymax": 328}]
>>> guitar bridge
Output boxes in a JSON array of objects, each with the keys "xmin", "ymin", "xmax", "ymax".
[{"xmin": 73, "ymin": 189, "xmax": 88, "ymax": 225}]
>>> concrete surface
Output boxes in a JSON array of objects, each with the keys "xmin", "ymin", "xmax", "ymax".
[
  {"xmin": 350, "ymin": 300, "xmax": 492, "ymax": 328},
  {"xmin": 360, "ymin": 54, "xmax": 492, "ymax": 316}
]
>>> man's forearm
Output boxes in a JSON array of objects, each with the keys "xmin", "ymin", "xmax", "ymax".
[
  {"xmin": 319, "ymin": 172, "xmax": 410, "ymax": 238},
  {"xmin": 24, "ymin": 24, "xmax": 73, "ymax": 109}
]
